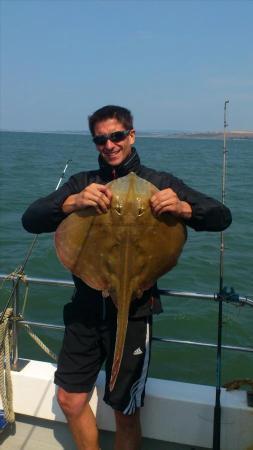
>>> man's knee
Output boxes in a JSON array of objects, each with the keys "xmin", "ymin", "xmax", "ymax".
[{"xmin": 57, "ymin": 387, "xmax": 90, "ymax": 419}]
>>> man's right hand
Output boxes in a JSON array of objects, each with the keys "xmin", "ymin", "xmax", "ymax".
[{"xmin": 62, "ymin": 183, "xmax": 112, "ymax": 214}]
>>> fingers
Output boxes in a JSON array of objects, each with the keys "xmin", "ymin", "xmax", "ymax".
[
  {"xmin": 77, "ymin": 183, "xmax": 112, "ymax": 214},
  {"xmin": 150, "ymin": 188, "xmax": 182, "ymax": 216}
]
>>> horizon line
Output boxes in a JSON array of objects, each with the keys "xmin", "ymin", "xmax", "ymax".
[{"xmin": 1, "ymin": 128, "xmax": 253, "ymax": 135}]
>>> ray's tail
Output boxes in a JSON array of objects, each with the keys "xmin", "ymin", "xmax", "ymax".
[{"xmin": 109, "ymin": 294, "xmax": 131, "ymax": 392}]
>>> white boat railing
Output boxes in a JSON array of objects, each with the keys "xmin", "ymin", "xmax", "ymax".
[{"xmin": 0, "ymin": 272, "xmax": 253, "ymax": 371}]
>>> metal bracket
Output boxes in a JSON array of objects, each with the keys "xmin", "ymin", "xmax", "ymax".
[
  {"xmin": 216, "ymin": 286, "xmax": 240, "ymax": 304},
  {"xmin": 247, "ymin": 392, "xmax": 253, "ymax": 407}
]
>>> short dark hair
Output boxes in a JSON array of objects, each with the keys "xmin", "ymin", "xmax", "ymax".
[{"xmin": 88, "ymin": 105, "xmax": 134, "ymax": 136}]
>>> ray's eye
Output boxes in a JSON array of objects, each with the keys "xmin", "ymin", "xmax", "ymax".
[
  {"xmin": 114, "ymin": 196, "xmax": 123, "ymax": 215},
  {"xmin": 115, "ymin": 205, "xmax": 122, "ymax": 215},
  {"xmin": 136, "ymin": 197, "xmax": 145, "ymax": 216}
]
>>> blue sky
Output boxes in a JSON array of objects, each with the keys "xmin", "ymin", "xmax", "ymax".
[{"xmin": 1, "ymin": 0, "xmax": 252, "ymax": 132}]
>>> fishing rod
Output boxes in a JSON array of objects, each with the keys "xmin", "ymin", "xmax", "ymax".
[
  {"xmin": 212, "ymin": 99, "xmax": 229, "ymax": 450},
  {"xmin": 0, "ymin": 159, "xmax": 72, "ymax": 324}
]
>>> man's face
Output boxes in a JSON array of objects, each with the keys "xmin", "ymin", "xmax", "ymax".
[{"xmin": 93, "ymin": 118, "xmax": 135, "ymax": 166}]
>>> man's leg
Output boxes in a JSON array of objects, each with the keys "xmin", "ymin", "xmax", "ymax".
[
  {"xmin": 57, "ymin": 387, "xmax": 100, "ymax": 450},
  {"xmin": 103, "ymin": 316, "xmax": 152, "ymax": 450},
  {"xmin": 114, "ymin": 408, "xmax": 141, "ymax": 450}
]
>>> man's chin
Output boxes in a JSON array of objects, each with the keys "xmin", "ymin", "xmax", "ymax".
[{"xmin": 103, "ymin": 154, "xmax": 123, "ymax": 166}]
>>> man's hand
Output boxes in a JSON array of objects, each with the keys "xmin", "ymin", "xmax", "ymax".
[
  {"xmin": 62, "ymin": 183, "xmax": 112, "ymax": 214},
  {"xmin": 150, "ymin": 188, "xmax": 192, "ymax": 219}
]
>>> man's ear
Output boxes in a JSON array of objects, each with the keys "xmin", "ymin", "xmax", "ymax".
[{"xmin": 129, "ymin": 129, "xmax": 135, "ymax": 145}]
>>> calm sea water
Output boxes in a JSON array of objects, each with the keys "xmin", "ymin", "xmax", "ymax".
[{"xmin": 0, "ymin": 131, "xmax": 252, "ymax": 386}]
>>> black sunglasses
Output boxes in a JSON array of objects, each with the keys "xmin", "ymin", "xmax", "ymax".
[{"xmin": 92, "ymin": 130, "xmax": 131, "ymax": 146}]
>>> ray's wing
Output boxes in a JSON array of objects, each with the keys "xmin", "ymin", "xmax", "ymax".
[{"xmin": 55, "ymin": 207, "xmax": 114, "ymax": 291}]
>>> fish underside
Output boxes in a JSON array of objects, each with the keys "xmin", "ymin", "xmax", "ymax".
[{"xmin": 55, "ymin": 173, "xmax": 186, "ymax": 391}]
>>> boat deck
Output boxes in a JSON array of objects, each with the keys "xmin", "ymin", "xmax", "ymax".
[{"xmin": 0, "ymin": 414, "xmax": 207, "ymax": 450}]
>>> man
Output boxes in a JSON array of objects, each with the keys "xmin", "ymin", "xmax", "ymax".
[{"xmin": 22, "ymin": 105, "xmax": 232, "ymax": 450}]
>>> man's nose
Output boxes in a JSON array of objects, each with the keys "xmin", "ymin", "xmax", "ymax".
[{"xmin": 104, "ymin": 139, "xmax": 114, "ymax": 150}]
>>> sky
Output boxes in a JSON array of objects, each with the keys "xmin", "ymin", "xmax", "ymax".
[{"xmin": 0, "ymin": 0, "xmax": 252, "ymax": 132}]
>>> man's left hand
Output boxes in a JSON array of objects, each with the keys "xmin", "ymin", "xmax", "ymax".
[{"xmin": 150, "ymin": 188, "xmax": 192, "ymax": 219}]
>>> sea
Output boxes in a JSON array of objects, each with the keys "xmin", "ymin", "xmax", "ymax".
[{"xmin": 0, "ymin": 131, "xmax": 252, "ymax": 387}]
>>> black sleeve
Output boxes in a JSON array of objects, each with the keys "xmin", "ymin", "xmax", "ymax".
[
  {"xmin": 22, "ymin": 172, "xmax": 88, "ymax": 234},
  {"xmin": 159, "ymin": 173, "xmax": 232, "ymax": 232}
]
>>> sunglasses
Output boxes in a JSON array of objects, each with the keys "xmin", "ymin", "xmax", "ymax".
[{"xmin": 92, "ymin": 130, "xmax": 131, "ymax": 146}]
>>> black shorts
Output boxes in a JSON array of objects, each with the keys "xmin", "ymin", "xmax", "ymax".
[{"xmin": 54, "ymin": 300, "xmax": 152, "ymax": 415}]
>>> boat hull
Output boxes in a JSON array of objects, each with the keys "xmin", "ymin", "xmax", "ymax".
[{"xmin": 1, "ymin": 359, "xmax": 252, "ymax": 450}]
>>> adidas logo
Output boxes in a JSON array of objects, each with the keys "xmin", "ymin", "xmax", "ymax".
[{"xmin": 133, "ymin": 347, "xmax": 143, "ymax": 356}]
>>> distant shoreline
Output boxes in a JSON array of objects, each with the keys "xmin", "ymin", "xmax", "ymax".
[
  {"xmin": 137, "ymin": 131, "xmax": 253, "ymax": 140},
  {"xmin": 1, "ymin": 129, "xmax": 253, "ymax": 140}
]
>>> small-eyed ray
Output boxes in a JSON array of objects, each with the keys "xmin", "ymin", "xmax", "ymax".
[{"xmin": 55, "ymin": 173, "xmax": 187, "ymax": 391}]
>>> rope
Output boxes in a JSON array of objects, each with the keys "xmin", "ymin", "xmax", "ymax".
[
  {"xmin": 0, "ymin": 273, "xmax": 56, "ymax": 428},
  {"xmin": 22, "ymin": 324, "xmax": 57, "ymax": 362},
  {"xmin": 0, "ymin": 269, "xmax": 28, "ymax": 288},
  {"xmin": 0, "ymin": 308, "xmax": 15, "ymax": 423},
  {"xmin": 0, "ymin": 270, "xmax": 28, "ymax": 325},
  {"xmin": 223, "ymin": 378, "xmax": 253, "ymax": 390},
  {"xmin": 1, "ymin": 271, "xmax": 57, "ymax": 362}
]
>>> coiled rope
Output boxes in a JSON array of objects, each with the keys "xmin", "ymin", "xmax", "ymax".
[
  {"xmin": 0, "ymin": 308, "xmax": 15, "ymax": 423},
  {"xmin": 0, "ymin": 272, "xmax": 57, "ymax": 425}
]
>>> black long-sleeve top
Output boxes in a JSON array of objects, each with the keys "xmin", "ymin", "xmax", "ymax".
[{"xmin": 22, "ymin": 148, "xmax": 232, "ymax": 318}]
